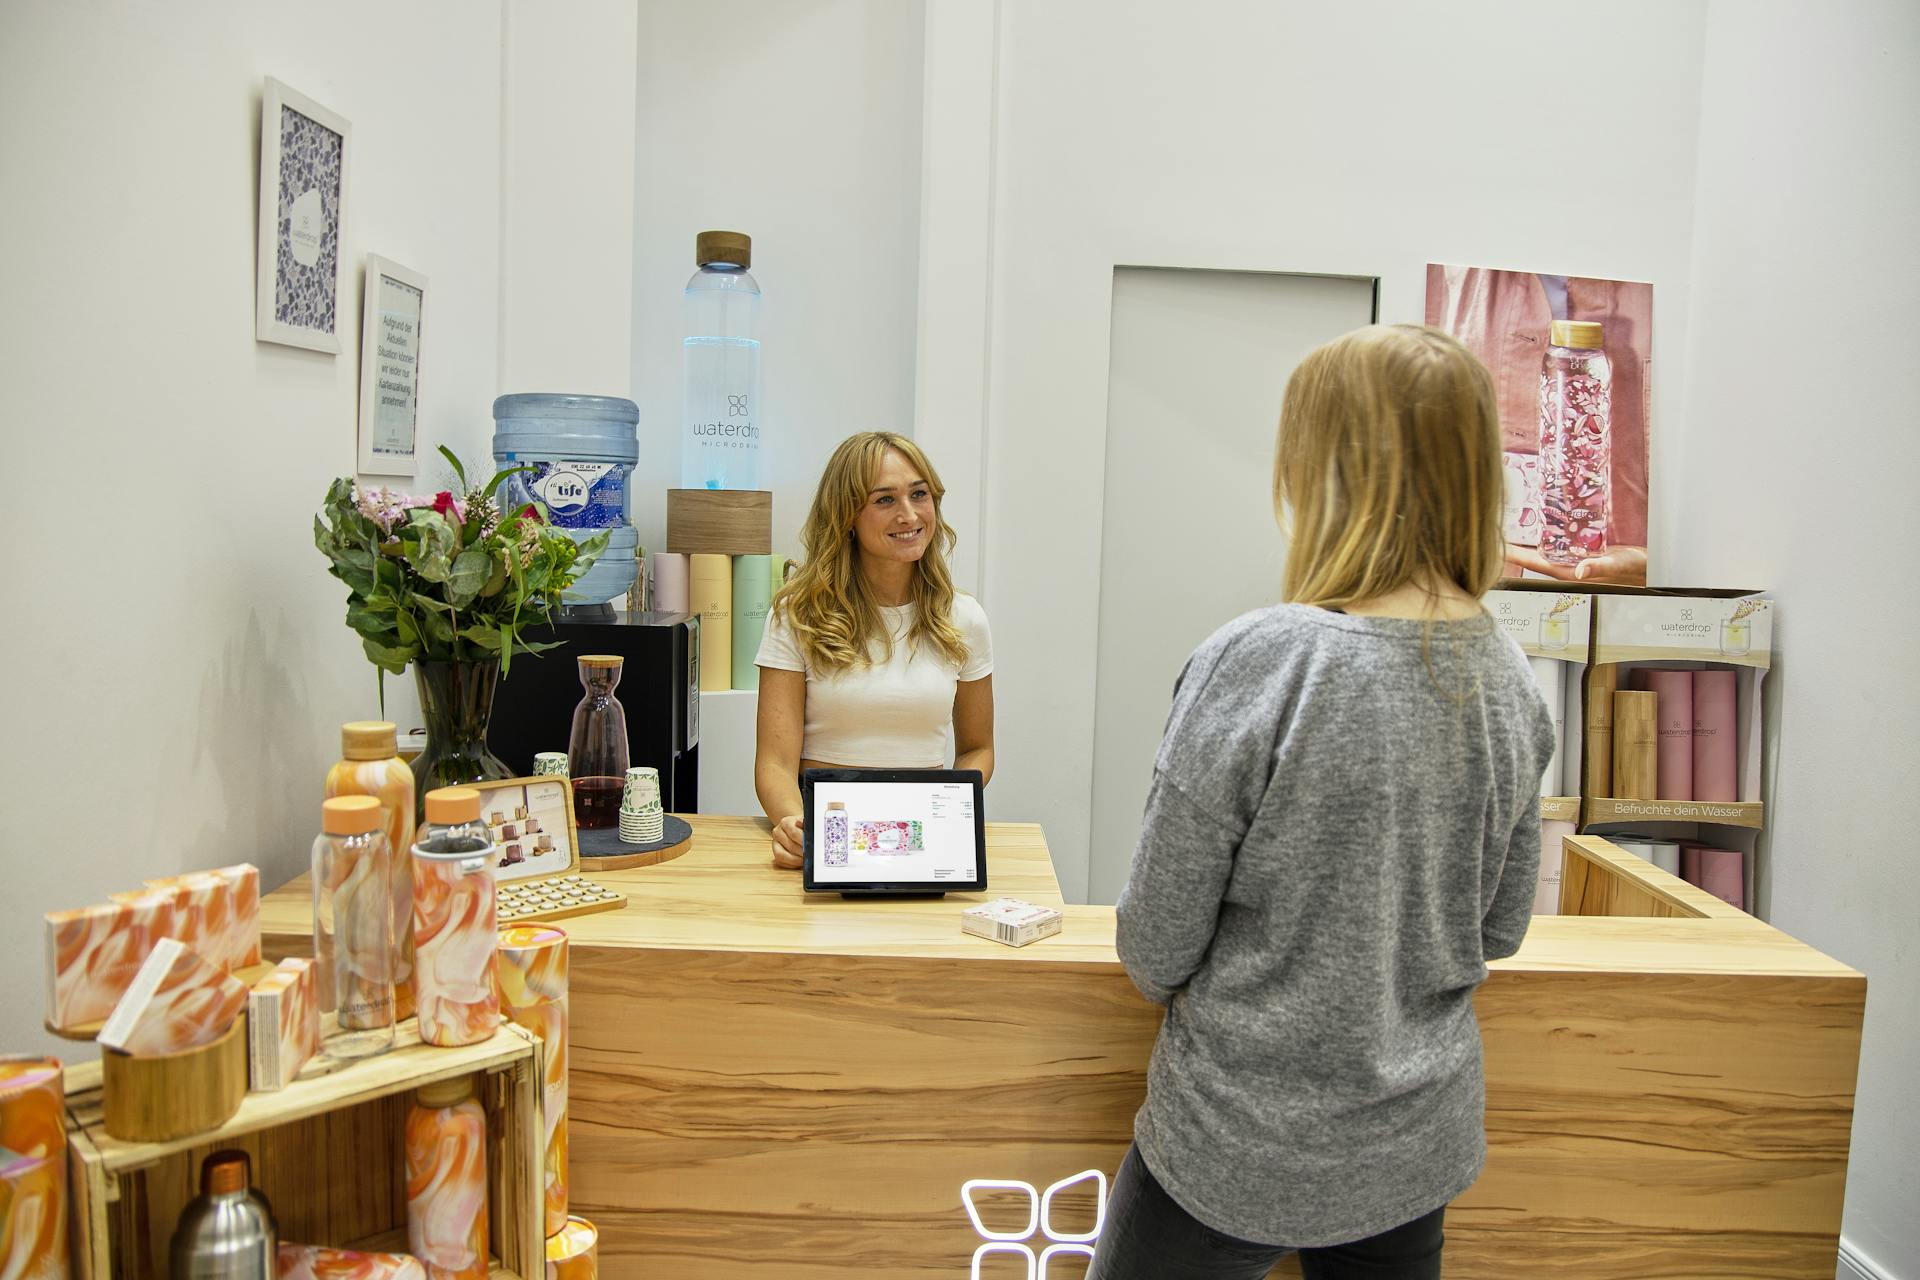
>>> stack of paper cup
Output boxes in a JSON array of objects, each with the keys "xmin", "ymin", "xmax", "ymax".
[
  {"xmin": 619, "ymin": 767, "xmax": 663, "ymax": 844},
  {"xmin": 533, "ymin": 752, "xmax": 570, "ymax": 778}
]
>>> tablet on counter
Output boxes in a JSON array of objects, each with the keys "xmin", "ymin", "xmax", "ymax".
[{"xmin": 801, "ymin": 768, "xmax": 987, "ymax": 896}]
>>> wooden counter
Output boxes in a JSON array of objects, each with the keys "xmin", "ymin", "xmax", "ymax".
[{"xmin": 262, "ymin": 822, "xmax": 1865, "ymax": 1279}]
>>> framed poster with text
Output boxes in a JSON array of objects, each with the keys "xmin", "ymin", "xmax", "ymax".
[
  {"xmin": 256, "ymin": 77, "xmax": 350, "ymax": 352},
  {"xmin": 357, "ymin": 255, "xmax": 427, "ymax": 476}
]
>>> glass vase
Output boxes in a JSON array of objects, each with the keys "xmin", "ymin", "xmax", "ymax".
[{"xmin": 410, "ymin": 660, "xmax": 513, "ymax": 818}]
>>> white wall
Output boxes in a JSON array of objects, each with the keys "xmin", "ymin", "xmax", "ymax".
[
  {"xmin": 0, "ymin": 0, "xmax": 637, "ymax": 1063},
  {"xmin": 628, "ymin": 0, "xmax": 926, "ymax": 564},
  {"xmin": 1674, "ymin": 3, "xmax": 1920, "ymax": 1274},
  {"xmin": 501, "ymin": 0, "xmax": 639, "ymax": 397},
  {"xmin": 920, "ymin": 0, "xmax": 1711, "ymax": 906}
]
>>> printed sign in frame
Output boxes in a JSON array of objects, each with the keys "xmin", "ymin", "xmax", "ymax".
[
  {"xmin": 357, "ymin": 254, "xmax": 427, "ymax": 476},
  {"xmin": 255, "ymin": 77, "xmax": 351, "ymax": 352}
]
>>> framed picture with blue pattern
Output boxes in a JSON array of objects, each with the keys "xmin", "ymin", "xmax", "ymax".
[{"xmin": 256, "ymin": 78, "xmax": 350, "ymax": 352}]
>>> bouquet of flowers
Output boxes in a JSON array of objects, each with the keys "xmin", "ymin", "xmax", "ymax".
[{"xmin": 314, "ymin": 447, "xmax": 609, "ymax": 677}]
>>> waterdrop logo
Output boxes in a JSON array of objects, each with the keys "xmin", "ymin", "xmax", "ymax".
[{"xmin": 962, "ymin": 1169, "xmax": 1108, "ymax": 1277}]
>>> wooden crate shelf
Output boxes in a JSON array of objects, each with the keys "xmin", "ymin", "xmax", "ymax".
[{"xmin": 64, "ymin": 1021, "xmax": 545, "ymax": 1280}]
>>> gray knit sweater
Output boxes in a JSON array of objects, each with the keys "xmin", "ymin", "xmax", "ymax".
[{"xmin": 1116, "ymin": 604, "xmax": 1554, "ymax": 1248}]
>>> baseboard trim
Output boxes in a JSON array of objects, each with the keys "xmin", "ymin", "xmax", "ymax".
[{"xmin": 1839, "ymin": 1237, "xmax": 1894, "ymax": 1280}]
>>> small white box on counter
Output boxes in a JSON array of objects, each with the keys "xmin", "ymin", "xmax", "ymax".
[{"xmin": 962, "ymin": 898, "xmax": 1063, "ymax": 948}]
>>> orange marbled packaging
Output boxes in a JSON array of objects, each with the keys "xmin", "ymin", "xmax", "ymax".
[
  {"xmin": 405, "ymin": 1085, "xmax": 489, "ymax": 1280},
  {"xmin": 210, "ymin": 864, "xmax": 262, "ymax": 969},
  {"xmin": 43, "ymin": 902, "xmax": 140, "ymax": 1030},
  {"xmin": 141, "ymin": 872, "xmax": 235, "ymax": 968},
  {"xmin": 0, "ymin": 1151, "xmax": 67, "ymax": 1280},
  {"xmin": 543, "ymin": 1216, "xmax": 596, "ymax": 1280},
  {"xmin": 412, "ymin": 853, "xmax": 498, "ymax": 1048},
  {"xmin": 249, "ymin": 957, "xmax": 320, "ymax": 1089},
  {"xmin": 497, "ymin": 926, "xmax": 569, "ymax": 1234},
  {"xmin": 277, "ymin": 1243, "xmax": 427, "ymax": 1279},
  {"xmin": 97, "ymin": 939, "xmax": 247, "ymax": 1057},
  {"xmin": 326, "ymin": 756, "xmax": 417, "ymax": 1020}
]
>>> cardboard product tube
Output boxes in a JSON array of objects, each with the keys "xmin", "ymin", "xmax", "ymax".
[
  {"xmin": 1611, "ymin": 691, "xmax": 1658, "ymax": 800},
  {"xmin": 649, "ymin": 552, "xmax": 689, "ymax": 615},
  {"xmin": 1534, "ymin": 819, "xmax": 1576, "ymax": 916},
  {"xmin": 1584, "ymin": 664, "xmax": 1619, "ymax": 798},
  {"xmin": 689, "ymin": 554, "xmax": 732, "ymax": 692},
  {"xmin": 1648, "ymin": 841, "xmax": 1683, "ymax": 876},
  {"xmin": 1643, "ymin": 670, "xmax": 1695, "ymax": 801},
  {"xmin": 1692, "ymin": 668, "xmax": 1739, "ymax": 802},
  {"xmin": 546, "ymin": 1216, "xmax": 599, "ymax": 1280},
  {"xmin": 1695, "ymin": 848, "xmax": 1746, "ymax": 910},
  {"xmin": 1527, "ymin": 658, "xmax": 1566, "ymax": 798},
  {"xmin": 731, "ymin": 554, "xmax": 774, "ymax": 692},
  {"xmin": 496, "ymin": 926, "xmax": 569, "ymax": 1236}
]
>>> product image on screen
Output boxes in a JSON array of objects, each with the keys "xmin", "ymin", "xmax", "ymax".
[{"xmin": 810, "ymin": 780, "xmax": 978, "ymax": 884}]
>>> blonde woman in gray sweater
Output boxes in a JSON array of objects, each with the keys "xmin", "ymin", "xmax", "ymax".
[{"xmin": 1090, "ymin": 325, "xmax": 1555, "ymax": 1280}]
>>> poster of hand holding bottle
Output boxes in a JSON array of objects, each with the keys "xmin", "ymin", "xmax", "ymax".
[{"xmin": 1424, "ymin": 264, "xmax": 1652, "ymax": 587}]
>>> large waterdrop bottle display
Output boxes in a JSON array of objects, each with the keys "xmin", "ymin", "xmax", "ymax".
[
  {"xmin": 1536, "ymin": 319, "xmax": 1613, "ymax": 566},
  {"xmin": 682, "ymin": 230, "xmax": 762, "ymax": 490}
]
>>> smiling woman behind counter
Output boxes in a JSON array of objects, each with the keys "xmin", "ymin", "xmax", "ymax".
[{"xmin": 754, "ymin": 431, "xmax": 995, "ymax": 869}]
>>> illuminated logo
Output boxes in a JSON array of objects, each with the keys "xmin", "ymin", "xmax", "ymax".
[{"xmin": 961, "ymin": 1169, "xmax": 1108, "ymax": 1278}]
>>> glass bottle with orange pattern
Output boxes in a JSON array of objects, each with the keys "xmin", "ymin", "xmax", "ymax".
[{"xmin": 324, "ymin": 721, "xmax": 417, "ymax": 1021}]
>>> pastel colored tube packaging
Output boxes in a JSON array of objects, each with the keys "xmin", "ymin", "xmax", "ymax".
[
  {"xmin": 497, "ymin": 925, "xmax": 570, "ymax": 1235},
  {"xmin": 278, "ymin": 1244, "xmax": 429, "ymax": 1279},
  {"xmin": 545, "ymin": 1216, "xmax": 598, "ymax": 1280},
  {"xmin": 1641, "ymin": 669, "xmax": 1695, "ymax": 801},
  {"xmin": 412, "ymin": 831, "xmax": 500, "ymax": 1049},
  {"xmin": 1691, "ymin": 668, "xmax": 1739, "ymax": 803}
]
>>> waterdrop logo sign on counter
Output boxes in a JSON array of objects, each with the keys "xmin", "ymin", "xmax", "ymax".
[{"xmin": 962, "ymin": 1169, "xmax": 1108, "ymax": 1277}]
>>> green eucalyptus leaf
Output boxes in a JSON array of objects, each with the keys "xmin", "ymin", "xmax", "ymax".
[
  {"xmin": 362, "ymin": 636, "xmax": 415, "ymax": 674},
  {"xmin": 447, "ymin": 549, "xmax": 492, "ymax": 608},
  {"xmin": 407, "ymin": 510, "xmax": 457, "ymax": 582}
]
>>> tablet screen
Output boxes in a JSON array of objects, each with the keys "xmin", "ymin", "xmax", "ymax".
[{"xmin": 809, "ymin": 777, "xmax": 981, "ymax": 887}]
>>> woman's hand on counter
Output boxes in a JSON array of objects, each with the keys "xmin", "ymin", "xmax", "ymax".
[{"xmin": 771, "ymin": 815, "xmax": 805, "ymax": 869}]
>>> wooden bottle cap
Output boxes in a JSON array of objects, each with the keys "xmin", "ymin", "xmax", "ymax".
[
  {"xmin": 341, "ymin": 721, "xmax": 398, "ymax": 761},
  {"xmin": 695, "ymin": 230, "xmax": 751, "ymax": 268},
  {"xmin": 417, "ymin": 1075, "xmax": 476, "ymax": 1108}
]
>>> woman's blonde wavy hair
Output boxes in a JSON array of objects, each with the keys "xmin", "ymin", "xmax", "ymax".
[
  {"xmin": 770, "ymin": 432, "xmax": 970, "ymax": 674},
  {"xmin": 1275, "ymin": 324, "xmax": 1505, "ymax": 608}
]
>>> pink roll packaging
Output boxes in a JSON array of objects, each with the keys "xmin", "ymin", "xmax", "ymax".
[
  {"xmin": 277, "ymin": 1244, "xmax": 428, "ymax": 1280},
  {"xmin": 249, "ymin": 957, "xmax": 320, "ymax": 1090},
  {"xmin": 1693, "ymin": 847, "xmax": 1746, "ymax": 911},
  {"xmin": 1633, "ymin": 669, "xmax": 1695, "ymax": 801},
  {"xmin": 97, "ymin": 938, "xmax": 248, "ymax": 1057},
  {"xmin": 497, "ymin": 925, "xmax": 570, "ymax": 1234},
  {"xmin": 649, "ymin": 552, "xmax": 689, "ymax": 615},
  {"xmin": 1691, "ymin": 668, "xmax": 1739, "ymax": 802}
]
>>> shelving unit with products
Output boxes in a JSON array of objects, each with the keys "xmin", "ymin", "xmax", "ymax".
[{"xmin": 63, "ymin": 1022, "xmax": 545, "ymax": 1280}]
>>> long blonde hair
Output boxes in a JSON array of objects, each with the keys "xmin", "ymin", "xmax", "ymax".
[
  {"xmin": 1275, "ymin": 324, "xmax": 1504, "ymax": 608},
  {"xmin": 771, "ymin": 432, "xmax": 970, "ymax": 674}
]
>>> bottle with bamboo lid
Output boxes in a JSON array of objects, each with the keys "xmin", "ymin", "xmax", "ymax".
[
  {"xmin": 407, "ymin": 1075, "xmax": 490, "ymax": 1280},
  {"xmin": 411, "ymin": 788, "xmax": 500, "ymax": 1048},
  {"xmin": 325, "ymin": 721, "xmax": 417, "ymax": 1021},
  {"xmin": 313, "ymin": 796, "xmax": 397, "ymax": 1061},
  {"xmin": 1537, "ymin": 318, "xmax": 1613, "ymax": 567},
  {"xmin": 171, "ymin": 1149, "xmax": 277, "ymax": 1279}
]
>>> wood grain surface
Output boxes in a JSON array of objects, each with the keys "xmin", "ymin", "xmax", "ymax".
[{"xmin": 256, "ymin": 819, "xmax": 1866, "ymax": 1279}]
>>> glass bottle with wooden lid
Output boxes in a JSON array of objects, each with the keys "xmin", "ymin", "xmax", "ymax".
[
  {"xmin": 567, "ymin": 655, "xmax": 630, "ymax": 830},
  {"xmin": 312, "ymin": 795, "xmax": 397, "ymax": 1062},
  {"xmin": 324, "ymin": 721, "xmax": 416, "ymax": 1021}
]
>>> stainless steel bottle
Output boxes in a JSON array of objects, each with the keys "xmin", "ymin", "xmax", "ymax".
[{"xmin": 170, "ymin": 1150, "xmax": 277, "ymax": 1279}]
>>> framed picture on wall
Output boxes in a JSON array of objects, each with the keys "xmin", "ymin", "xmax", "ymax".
[
  {"xmin": 357, "ymin": 255, "xmax": 427, "ymax": 476},
  {"xmin": 255, "ymin": 77, "xmax": 350, "ymax": 352}
]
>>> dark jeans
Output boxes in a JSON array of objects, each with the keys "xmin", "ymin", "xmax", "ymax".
[{"xmin": 1086, "ymin": 1145, "xmax": 1446, "ymax": 1280}]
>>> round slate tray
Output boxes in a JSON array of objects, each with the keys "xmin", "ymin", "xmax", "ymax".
[{"xmin": 577, "ymin": 814, "xmax": 694, "ymax": 871}]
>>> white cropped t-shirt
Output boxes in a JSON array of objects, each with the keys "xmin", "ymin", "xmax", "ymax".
[{"xmin": 754, "ymin": 595, "xmax": 993, "ymax": 768}]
